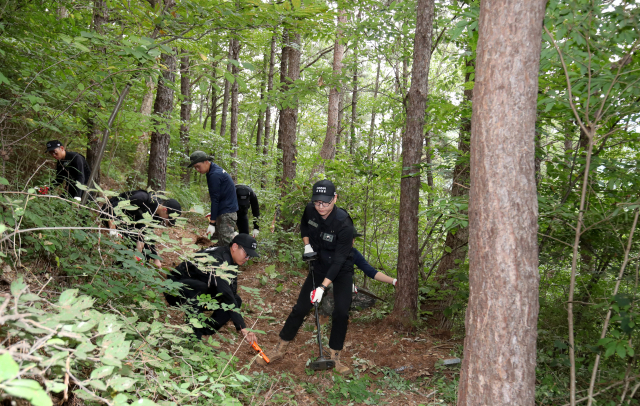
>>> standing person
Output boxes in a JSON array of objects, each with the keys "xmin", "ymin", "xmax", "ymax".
[
  {"xmin": 235, "ymin": 184, "xmax": 260, "ymax": 237},
  {"xmin": 187, "ymin": 151, "xmax": 238, "ymax": 246},
  {"xmin": 46, "ymin": 140, "xmax": 91, "ymax": 201},
  {"xmin": 101, "ymin": 190, "xmax": 182, "ymax": 267},
  {"xmin": 164, "ymin": 234, "xmax": 260, "ymax": 343},
  {"xmin": 258, "ymin": 179, "xmax": 355, "ymax": 374}
]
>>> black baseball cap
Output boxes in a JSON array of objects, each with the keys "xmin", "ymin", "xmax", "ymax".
[
  {"xmin": 353, "ymin": 226, "xmax": 363, "ymax": 238},
  {"xmin": 311, "ymin": 179, "xmax": 336, "ymax": 203},
  {"xmin": 231, "ymin": 233, "xmax": 259, "ymax": 258},
  {"xmin": 160, "ymin": 198, "xmax": 182, "ymax": 226},
  {"xmin": 187, "ymin": 150, "xmax": 212, "ymax": 168},
  {"xmin": 46, "ymin": 140, "xmax": 63, "ymax": 152},
  {"xmin": 236, "ymin": 185, "xmax": 252, "ymax": 207}
]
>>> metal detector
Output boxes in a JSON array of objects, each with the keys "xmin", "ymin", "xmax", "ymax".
[{"xmin": 304, "ymin": 252, "xmax": 335, "ymax": 371}]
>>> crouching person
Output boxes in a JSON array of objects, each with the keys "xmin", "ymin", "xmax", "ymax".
[{"xmin": 164, "ymin": 234, "xmax": 259, "ymax": 343}]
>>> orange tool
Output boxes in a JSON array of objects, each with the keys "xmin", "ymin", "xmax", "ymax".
[{"xmin": 251, "ymin": 342, "xmax": 270, "ymax": 364}]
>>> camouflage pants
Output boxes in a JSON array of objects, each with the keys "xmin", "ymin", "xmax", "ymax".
[{"xmin": 216, "ymin": 212, "xmax": 237, "ymax": 246}]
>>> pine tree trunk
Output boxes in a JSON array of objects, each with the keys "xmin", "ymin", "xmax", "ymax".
[
  {"xmin": 210, "ymin": 60, "xmax": 219, "ymax": 131},
  {"xmin": 262, "ymin": 32, "xmax": 276, "ymax": 189},
  {"xmin": 275, "ymin": 29, "xmax": 289, "ymax": 189},
  {"xmin": 281, "ymin": 33, "xmax": 301, "ymax": 191},
  {"xmin": 457, "ymin": 0, "xmax": 545, "ymax": 404},
  {"xmin": 230, "ymin": 37, "xmax": 241, "ymax": 182},
  {"xmin": 256, "ymin": 44, "xmax": 268, "ymax": 152},
  {"xmin": 391, "ymin": 0, "xmax": 435, "ymax": 328},
  {"xmin": 350, "ymin": 40, "xmax": 359, "ymax": 155},
  {"xmin": 180, "ymin": 50, "xmax": 191, "ymax": 185},
  {"xmin": 147, "ymin": 50, "xmax": 176, "ymax": 191},
  {"xmin": 220, "ymin": 39, "xmax": 232, "ymax": 139},
  {"xmin": 367, "ymin": 60, "xmax": 381, "ymax": 161}
]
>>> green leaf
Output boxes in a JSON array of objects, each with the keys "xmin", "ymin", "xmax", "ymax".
[
  {"xmin": 0, "ymin": 176, "xmax": 9, "ymax": 185},
  {"xmin": 2, "ymin": 379, "xmax": 52, "ymax": 406},
  {"xmin": 109, "ymin": 376, "xmax": 137, "ymax": 391},
  {"xmin": 0, "ymin": 353, "xmax": 19, "ymax": 381},
  {"xmin": 132, "ymin": 399, "xmax": 159, "ymax": 406},
  {"xmin": 58, "ymin": 289, "xmax": 79, "ymax": 306},
  {"xmin": 0, "ymin": 72, "xmax": 9, "ymax": 86},
  {"xmin": 90, "ymin": 365, "xmax": 114, "ymax": 380},
  {"xmin": 617, "ymin": 344, "xmax": 626, "ymax": 358}
]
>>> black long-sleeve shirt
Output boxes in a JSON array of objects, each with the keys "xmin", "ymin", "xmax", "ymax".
[
  {"xmin": 300, "ymin": 202, "xmax": 354, "ymax": 281},
  {"xmin": 236, "ymin": 185, "xmax": 260, "ymax": 230},
  {"xmin": 53, "ymin": 151, "xmax": 91, "ymax": 198},
  {"xmin": 169, "ymin": 246, "xmax": 246, "ymax": 331}
]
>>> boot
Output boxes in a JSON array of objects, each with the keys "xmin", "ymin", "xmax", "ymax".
[
  {"xmin": 329, "ymin": 349, "xmax": 351, "ymax": 374},
  {"xmin": 256, "ymin": 338, "xmax": 289, "ymax": 366}
]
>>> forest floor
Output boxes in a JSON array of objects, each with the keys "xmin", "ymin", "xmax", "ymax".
[{"xmin": 160, "ymin": 216, "xmax": 463, "ymax": 405}]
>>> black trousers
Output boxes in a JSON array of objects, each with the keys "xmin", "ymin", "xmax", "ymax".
[
  {"xmin": 236, "ymin": 208, "xmax": 250, "ymax": 234},
  {"xmin": 164, "ymin": 279, "xmax": 240, "ymax": 339},
  {"xmin": 279, "ymin": 269, "xmax": 353, "ymax": 351}
]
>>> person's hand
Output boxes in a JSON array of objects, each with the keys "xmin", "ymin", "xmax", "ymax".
[
  {"xmin": 74, "ymin": 196, "xmax": 81, "ymax": 201},
  {"xmin": 252, "ymin": 229, "xmax": 259, "ymax": 238},
  {"xmin": 304, "ymin": 244, "xmax": 314, "ymax": 254},
  {"xmin": 241, "ymin": 328, "xmax": 257, "ymax": 344},
  {"xmin": 392, "ymin": 278, "xmax": 397, "ymax": 287},
  {"xmin": 206, "ymin": 224, "xmax": 216, "ymax": 238},
  {"xmin": 310, "ymin": 287, "xmax": 325, "ymax": 303}
]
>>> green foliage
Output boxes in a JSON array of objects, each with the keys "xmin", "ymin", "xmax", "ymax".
[{"xmin": 322, "ymin": 375, "xmax": 380, "ymax": 405}]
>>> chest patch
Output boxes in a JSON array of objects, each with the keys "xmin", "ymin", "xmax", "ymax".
[
  {"xmin": 322, "ymin": 233, "xmax": 335, "ymax": 242},
  {"xmin": 308, "ymin": 220, "xmax": 318, "ymax": 228}
]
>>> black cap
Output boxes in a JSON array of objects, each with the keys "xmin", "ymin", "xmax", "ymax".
[
  {"xmin": 311, "ymin": 179, "xmax": 336, "ymax": 203},
  {"xmin": 353, "ymin": 226, "xmax": 363, "ymax": 238},
  {"xmin": 46, "ymin": 140, "xmax": 63, "ymax": 152},
  {"xmin": 236, "ymin": 184, "xmax": 252, "ymax": 207},
  {"xmin": 161, "ymin": 198, "xmax": 182, "ymax": 226},
  {"xmin": 187, "ymin": 150, "xmax": 212, "ymax": 168},
  {"xmin": 231, "ymin": 233, "xmax": 259, "ymax": 258}
]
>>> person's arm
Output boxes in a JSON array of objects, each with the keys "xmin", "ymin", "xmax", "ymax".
[
  {"xmin": 208, "ymin": 172, "xmax": 221, "ymax": 222},
  {"xmin": 250, "ymin": 192, "xmax": 260, "ymax": 229},
  {"xmin": 72, "ymin": 155, "xmax": 88, "ymax": 188},
  {"xmin": 353, "ymin": 248, "xmax": 378, "ymax": 279},
  {"xmin": 300, "ymin": 204, "xmax": 311, "ymax": 240},
  {"xmin": 374, "ymin": 272, "xmax": 396, "ymax": 285},
  {"xmin": 323, "ymin": 223, "xmax": 354, "ymax": 283},
  {"xmin": 214, "ymin": 276, "xmax": 247, "ymax": 331}
]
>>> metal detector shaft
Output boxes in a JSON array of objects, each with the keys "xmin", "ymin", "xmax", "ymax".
[{"xmin": 314, "ymin": 302, "xmax": 324, "ymax": 359}]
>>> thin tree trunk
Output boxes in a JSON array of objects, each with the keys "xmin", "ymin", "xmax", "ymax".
[
  {"xmin": 262, "ymin": 32, "xmax": 276, "ymax": 189},
  {"xmin": 281, "ymin": 33, "xmax": 301, "ymax": 191},
  {"xmin": 316, "ymin": 11, "xmax": 347, "ymax": 171},
  {"xmin": 335, "ymin": 90, "xmax": 345, "ymax": 154},
  {"xmin": 275, "ymin": 28, "xmax": 289, "ymax": 188},
  {"xmin": 135, "ymin": 79, "xmax": 156, "ymax": 173},
  {"xmin": 367, "ymin": 59, "xmax": 381, "ymax": 161},
  {"xmin": 230, "ymin": 37, "xmax": 241, "ymax": 182},
  {"xmin": 432, "ymin": 56, "xmax": 473, "ymax": 330},
  {"xmin": 456, "ymin": 0, "xmax": 545, "ymax": 404},
  {"xmin": 256, "ymin": 43, "xmax": 269, "ymax": 152},
  {"xmin": 425, "ymin": 132, "xmax": 434, "ymax": 206},
  {"xmin": 148, "ymin": 50, "xmax": 176, "ymax": 191},
  {"xmin": 391, "ymin": 0, "xmax": 435, "ymax": 327},
  {"xmin": 180, "ymin": 50, "xmax": 191, "ymax": 185},
  {"xmin": 350, "ymin": 28, "xmax": 359, "ymax": 155},
  {"xmin": 220, "ymin": 38, "xmax": 233, "ymax": 138},
  {"xmin": 210, "ymin": 60, "xmax": 219, "ymax": 131}
]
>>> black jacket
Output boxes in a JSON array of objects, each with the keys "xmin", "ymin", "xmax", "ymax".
[
  {"xmin": 300, "ymin": 202, "xmax": 354, "ymax": 281},
  {"xmin": 236, "ymin": 185, "xmax": 260, "ymax": 230},
  {"xmin": 53, "ymin": 151, "xmax": 91, "ymax": 198},
  {"xmin": 102, "ymin": 190, "xmax": 162, "ymax": 230},
  {"xmin": 168, "ymin": 246, "xmax": 246, "ymax": 331}
]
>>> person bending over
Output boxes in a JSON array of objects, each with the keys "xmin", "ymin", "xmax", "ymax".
[
  {"xmin": 164, "ymin": 234, "xmax": 259, "ymax": 343},
  {"xmin": 46, "ymin": 140, "xmax": 91, "ymax": 201}
]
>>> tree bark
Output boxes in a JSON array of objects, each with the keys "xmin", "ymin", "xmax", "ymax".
[
  {"xmin": 135, "ymin": 79, "xmax": 156, "ymax": 174},
  {"xmin": 367, "ymin": 59, "xmax": 381, "ymax": 161},
  {"xmin": 317, "ymin": 12, "xmax": 348, "ymax": 166},
  {"xmin": 390, "ymin": 0, "xmax": 435, "ymax": 327},
  {"xmin": 230, "ymin": 37, "xmax": 241, "ymax": 182},
  {"xmin": 350, "ymin": 48, "xmax": 358, "ymax": 156},
  {"xmin": 220, "ymin": 38, "xmax": 233, "ymax": 138},
  {"xmin": 432, "ymin": 56, "xmax": 473, "ymax": 330},
  {"xmin": 275, "ymin": 29, "xmax": 289, "ymax": 188},
  {"xmin": 456, "ymin": 0, "xmax": 545, "ymax": 404},
  {"xmin": 209, "ymin": 60, "xmax": 219, "ymax": 132},
  {"xmin": 262, "ymin": 32, "xmax": 276, "ymax": 189},
  {"xmin": 280, "ymin": 33, "xmax": 301, "ymax": 191},
  {"xmin": 180, "ymin": 50, "xmax": 191, "ymax": 185},
  {"xmin": 147, "ymin": 50, "xmax": 176, "ymax": 191},
  {"xmin": 256, "ymin": 43, "xmax": 269, "ymax": 152}
]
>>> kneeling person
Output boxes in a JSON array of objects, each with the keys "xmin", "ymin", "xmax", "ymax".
[
  {"xmin": 101, "ymin": 190, "xmax": 181, "ymax": 267},
  {"xmin": 164, "ymin": 234, "xmax": 259, "ymax": 343}
]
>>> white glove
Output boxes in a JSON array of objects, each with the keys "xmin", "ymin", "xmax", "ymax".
[
  {"xmin": 252, "ymin": 229, "xmax": 259, "ymax": 238},
  {"xmin": 109, "ymin": 229, "xmax": 122, "ymax": 238},
  {"xmin": 352, "ymin": 284, "xmax": 358, "ymax": 293},
  {"xmin": 232, "ymin": 231, "xmax": 239, "ymax": 237},
  {"xmin": 393, "ymin": 278, "xmax": 397, "ymax": 287},
  {"xmin": 74, "ymin": 196, "xmax": 81, "ymax": 201},
  {"xmin": 304, "ymin": 244, "xmax": 314, "ymax": 254},
  {"xmin": 206, "ymin": 224, "xmax": 216, "ymax": 238},
  {"xmin": 310, "ymin": 287, "xmax": 325, "ymax": 303}
]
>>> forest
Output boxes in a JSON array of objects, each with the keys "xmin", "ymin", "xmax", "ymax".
[{"xmin": 1, "ymin": 0, "xmax": 639, "ymax": 405}]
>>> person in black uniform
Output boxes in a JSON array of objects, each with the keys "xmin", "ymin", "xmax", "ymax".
[
  {"xmin": 258, "ymin": 179, "xmax": 354, "ymax": 374},
  {"xmin": 46, "ymin": 140, "xmax": 91, "ymax": 201},
  {"xmin": 101, "ymin": 190, "xmax": 181, "ymax": 267},
  {"xmin": 235, "ymin": 184, "xmax": 260, "ymax": 237},
  {"xmin": 164, "ymin": 233, "xmax": 260, "ymax": 343}
]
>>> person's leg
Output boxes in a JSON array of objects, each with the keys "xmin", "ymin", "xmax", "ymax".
[
  {"xmin": 328, "ymin": 271, "xmax": 353, "ymax": 351},
  {"xmin": 236, "ymin": 211, "xmax": 250, "ymax": 234},
  {"xmin": 216, "ymin": 212, "xmax": 238, "ymax": 246},
  {"xmin": 175, "ymin": 279, "xmax": 216, "ymax": 339},
  {"xmin": 279, "ymin": 273, "xmax": 315, "ymax": 341}
]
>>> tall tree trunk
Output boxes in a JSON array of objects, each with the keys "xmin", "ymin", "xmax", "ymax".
[
  {"xmin": 147, "ymin": 50, "xmax": 176, "ymax": 191},
  {"xmin": 135, "ymin": 79, "xmax": 156, "ymax": 174},
  {"xmin": 262, "ymin": 32, "xmax": 276, "ymax": 189},
  {"xmin": 281, "ymin": 33, "xmax": 301, "ymax": 191},
  {"xmin": 220, "ymin": 38, "xmax": 233, "ymax": 138},
  {"xmin": 275, "ymin": 29, "xmax": 289, "ymax": 188},
  {"xmin": 209, "ymin": 60, "xmax": 219, "ymax": 131},
  {"xmin": 424, "ymin": 132, "xmax": 434, "ymax": 206},
  {"xmin": 230, "ymin": 37, "xmax": 241, "ymax": 182},
  {"xmin": 391, "ymin": 0, "xmax": 435, "ymax": 327},
  {"xmin": 335, "ymin": 90, "xmax": 345, "ymax": 154},
  {"xmin": 256, "ymin": 43, "xmax": 269, "ymax": 152},
  {"xmin": 367, "ymin": 59, "xmax": 381, "ymax": 161},
  {"xmin": 432, "ymin": 56, "xmax": 473, "ymax": 330},
  {"xmin": 456, "ymin": 0, "xmax": 545, "ymax": 404},
  {"xmin": 180, "ymin": 50, "xmax": 191, "ymax": 185},
  {"xmin": 350, "ymin": 50, "xmax": 358, "ymax": 155},
  {"xmin": 317, "ymin": 12, "xmax": 348, "ymax": 171}
]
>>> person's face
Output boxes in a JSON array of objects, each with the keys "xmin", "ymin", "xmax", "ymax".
[
  {"xmin": 157, "ymin": 206, "xmax": 172, "ymax": 226},
  {"xmin": 48, "ymin": 146, "xmax": 66, "ymax": 161},
  {"xmin": 193, "ymin": 161, "xmax": 210, "ymax": 174},
  {"xmin": 230, "ymin": 243, "xmax": 250, "ymax": 265},
  {"xmin": 313, "ymin": 195, "xmax": 336, "ymax": 218}
]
